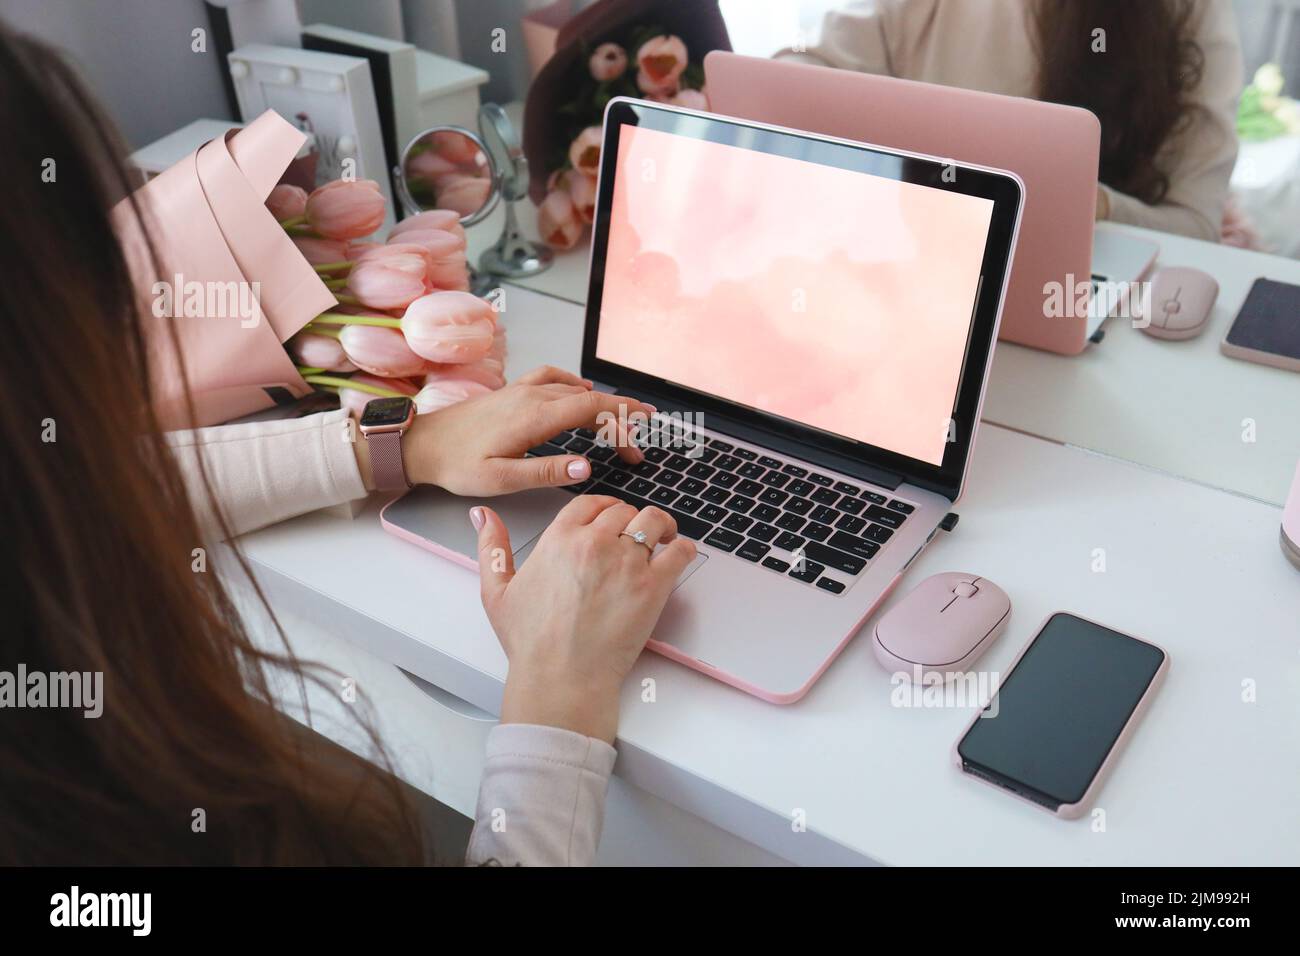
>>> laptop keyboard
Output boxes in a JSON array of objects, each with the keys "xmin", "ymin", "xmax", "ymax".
[{"xmin": 525, "ymin": 419, "xmax": 914, "ymax": 596}]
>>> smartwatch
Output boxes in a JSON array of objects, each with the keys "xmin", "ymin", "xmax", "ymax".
[{"xmin": 359, "ymin": 396, "xmax": 415, "ymax": 491}]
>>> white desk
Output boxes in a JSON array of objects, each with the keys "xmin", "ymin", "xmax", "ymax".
[{"xmin": 240, "ymin": 286, "xmax": 1300, "ymax": 866}]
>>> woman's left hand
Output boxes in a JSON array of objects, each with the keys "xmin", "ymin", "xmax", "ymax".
[{"xmin": 386, "ymin": 365, "xmax": 656, "ymax": 496}]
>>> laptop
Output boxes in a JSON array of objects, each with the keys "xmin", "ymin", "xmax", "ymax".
[
  {"xmin": 704, "ymin": 51, "xmax": 1158, "ymax": 355},
  {"xmin": 382, "ymin": 97, "xmax": 1023, "ymax": 703}
]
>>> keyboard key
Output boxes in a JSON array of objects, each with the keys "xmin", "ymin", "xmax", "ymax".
[
  {"xmin": 836, "ymin": 496, "xmax": 865, "ymax": 516},
  {"xmin": 676, "ymin": 496, "xmax": 703, "ymax": 514},
  {"xmin": 735, "ymin": 478, "xmax": 764, "ymax": 497},
  {"xmin": 807, "ymin": 473, "xmax": 834, "ymax": 486},
  {"xmin": 574, "ymin": 427, "xmax": 597, "ymax": 441},
  {"xmin": 836, "ymin": 513, "xmax": 867, "ymax": 535},
  {"xmin": 628, "ymin": 478, "xmax": 656, "ymax": 497},
  {"xmin": 588, "ymin": 444, "xmax": 617, "ymax": 463},
  {"xmin": 810, "ymin": 487, "xmax": 839, "ymax": 505},
  {"xmin": 667, "ymin": 508, "xmax": 714, "ymax": 541},
  {"xmin": 649, "ymin": 486, "xmax": 680, "ymax": 507},
  {"xmin": 588, "ymin": 482, "xmax": 649, "ymax": 512},
  {"xmin": 710, "ymin": 471, "xmax": 740, "ymax": 489},
  {"xmin": 566, "ymin": 436, "xmax": 594, "ymax": 453},
  {"xmin": 781, "ymin": 463, "xmax": 808, "ymax": 478},
  {"xmin": 693, "ymin": 446, "xmax": 720, "ymax": 464},
  {"xmin": 864, "ymin": 523, "xmax": 894, "ymax": 543},
  {"xmin": 725, "ymin": 494, "xmax": 756, "ymax": 513},
  {"xmin": 816, "ymin": 577, "xmax": 846, "ymax": 594},
  {"xmin": 722, "ymin": 513, "xmax": 753, "ymax": 533},
  {"xmin": 783, "ymin": 497, "xmax": 813, "ymax": 516},
  {"xmin": 760, "ymin": 471, "xmax": 790, "ymax": 488},
  {"xmin": 802, "ymin": 540, "xmax": 867, "ymax": 575},
  {"xmin": 736, "ymin": 539, "xmax": 771, "ymax": 563},
  {"xmin": 703, "ymin": 528, "xmax": 743, "ymax": 552},
  {"xmin": 679, "ymin": 478, "xmax": 707, "ymax": 496},
  {"xmin": 888, "ymin": 499, "xmax": 916, "ymax": 514},
  {"xmin": 787, "ymin": 479, "xmax": 815, "ymax": 498},
  {"xmin": 759, "ymin": 488, "xmax": 789, "ymax": 506},
  {"xmin": 737, "ymin": 462, "xmax": 766, "ymax": 480},
  {"xmin": 663, "ymin": 455, "xmax": 693, "ymax": 472},
  {"xmin": 732, "ymin": 447, "xmax": 758, "ymax": 461},
  {"xmin": 752, "ymin": 504, "xmax": 781, "ymax": 523},
  {"xmin": 687, "ymin": 462, "xmax": 716, "ymax": 480},
  {"xmin": 804, "ymin": 521, "xmax": 832, "ymax": 542},
  {"xmin": 865, "ymin": 505, "xmax": 905, "ymax": 529},
  {"xmin": 774, "ymin": 532, "xmax": 806, "ymax": 552},
  {"xmin": 657, "ymin": 469, "xmax": 683, "ymax": 487},
  {"xmin": 748, "ymin": 522, "xmax": 778, "ymax": 543},
  {"xmin": 834, "ymin": 481, "xmax": 861, "ymax": 496},
  {"xmin": 810, "ymin": 505, "xmax": 838, "ymax": 525},
  {"xmin": 643, "ymin": 446, "xmax": 668, "ymax": 463},
  {"xmin": 714, "ymin": 454, "xmax": 742, "ymax": 472},
  {"xmin": 632, "ymin": 461, "xmax": 659, "ymax": 478},
  {"xmin": 758, "ymin": 456, "xmax": 783, "ymax": 469},
  {"xmin": 709, "ymin": 439, "xmax": 734, "ymax": 452},
  {"xmin": 702, "ymin": 486, "xmax": 730, "ymax": 504},
  {"xmin": 861, "ymin": 490, "xmax": 887, "ymax": 505},
  {"xmin": 762, "ymin": 556, "xmax": 791, "ymax": 573},
  {"xmin": 605, "ymin": 469, "xmax": 632, "ymax": 486},
  {"xmin": 827, "ymin": 531, "xmax": 880, "ymax": 562},
  {"xmin": 788, "ymin": 560, "xmax": 825, "ymax": 584},
  {"xmin": 776, "ymin": 512, "xmax": 806, "ymax": 532},
  {"xmin": 698, "ymin": 504, "xmax": 727, "ymax": 523},
  {"xmin": 528, "ymin": 441, "xmax": 567, "ymax": 457}
]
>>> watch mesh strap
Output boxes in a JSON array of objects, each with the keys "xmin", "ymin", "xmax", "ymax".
[{"xmin": 369, "ymin": 430, "xmax": 410, "ymax": 491}]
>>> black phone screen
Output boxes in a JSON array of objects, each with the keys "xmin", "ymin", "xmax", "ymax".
[
  {"xmin": 1225, "ymin": 277, "xmax": 1300, "ymax": 360},
  {"xmin": 957, "ymin": 613, "xmax": 1165, "ymax": 810}
]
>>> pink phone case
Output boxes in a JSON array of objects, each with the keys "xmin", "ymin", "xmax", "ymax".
[{"xmin": 951, "ymin": 612, "xmax": 1169, "ymax": 819}]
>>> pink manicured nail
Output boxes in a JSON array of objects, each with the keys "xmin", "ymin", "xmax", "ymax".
[
  {"xmin": 567, "ymin": 458, "xmax": 590, "ymax": 479},
  {"xmin": 469, "ymin": 507, "xmax": 485, "ymax": 530}
]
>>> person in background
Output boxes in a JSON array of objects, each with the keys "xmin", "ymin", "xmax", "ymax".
[
  {"xmin": 783, "ymin": 0, "xmax": 1243, "ymax": 241},
  {"xmin": 0, "ymin": 22, "xmax": 694, "ymax": 865}
]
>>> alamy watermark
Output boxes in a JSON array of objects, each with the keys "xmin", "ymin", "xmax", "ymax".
[
  {"xmin": 0, "ymin": 664, "xmax": 103, "ymax": 718},
  {"xmin": 151, "ymin": 273, "xmax": 262, "ymax": 328}
]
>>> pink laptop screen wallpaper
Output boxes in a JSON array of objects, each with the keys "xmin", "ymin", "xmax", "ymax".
[{"xmin": 595, "ymin": 125, "xmax": 994, "ymax": 466}]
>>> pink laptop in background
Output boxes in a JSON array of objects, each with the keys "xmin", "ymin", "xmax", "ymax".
[{"xmin": 704, "ymin": 51, "xmax": 1134, "ymax": 356}]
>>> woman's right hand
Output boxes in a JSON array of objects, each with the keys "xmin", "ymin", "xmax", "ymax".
[{"xmin": 472, "ymin": 495, "xmax": 698, "ymax": 744}]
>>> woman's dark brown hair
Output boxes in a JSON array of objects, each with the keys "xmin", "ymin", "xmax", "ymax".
[
  {"xmin": 0, "ymin": 22, "xmax": 424, "ymax": 864},
  {"xmin": 1033, "ymin": 0, "xmax": 1207, "ymax": 205}
]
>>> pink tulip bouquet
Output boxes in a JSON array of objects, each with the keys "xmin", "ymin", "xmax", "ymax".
[
  {"xmin": 268, "ymin": 180, "xmax": 506, "ymax": 416},
  {"xmin": 536, "ymin": 25, "xmax": 709, "ymax": 250}
]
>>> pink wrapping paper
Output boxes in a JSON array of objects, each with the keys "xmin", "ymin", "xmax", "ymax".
[{"xmin": 114, "ymin": 110, "xmax": 337, "ymax": 429}]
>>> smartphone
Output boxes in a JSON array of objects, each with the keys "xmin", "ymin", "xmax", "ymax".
[
  {"xmin": 1220, "ymin": 277, "xmax": 1300, "ymax": 373},
  {"xmin": 955, "ymin": 612, "xmax": 1168, "ymax": 818}
]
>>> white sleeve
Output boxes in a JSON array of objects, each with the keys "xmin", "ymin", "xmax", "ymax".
[
  {"xmin": 466, "ymin": 723, "xmax": 617, "ymax": 867},
  {"xmin": 165, "ymin": 408, "xmax": 367, "ymax": 540}
]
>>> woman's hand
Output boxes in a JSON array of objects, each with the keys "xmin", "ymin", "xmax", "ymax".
[
  {"xmin": 382, "ymin": 366, "xmax": 654, "ymax": 495},
  {"xmin": 472, "ymin": 495, "xmax": 697, "ymax": 743}
]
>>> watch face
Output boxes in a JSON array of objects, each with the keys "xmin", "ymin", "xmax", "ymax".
[{"xmin": 360, "ymin": 396, "xmax": 413, "ymax": 428}]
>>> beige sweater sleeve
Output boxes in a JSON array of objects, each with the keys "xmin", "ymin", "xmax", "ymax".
[
  {"xmin": 467, "ymin": 723, "xmax": 617, "ymax": 867},
  {"xmin": 165, "ymin": 408, "xmax": 367, "ymax": 539}
]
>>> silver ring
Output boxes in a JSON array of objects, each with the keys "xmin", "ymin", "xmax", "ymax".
[{"xmin": 619, "ymin": 529, "xmax": 654, "ymax": 554}]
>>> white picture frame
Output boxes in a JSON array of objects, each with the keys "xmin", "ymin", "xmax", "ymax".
[{"xmin": 227, "ymin": 43, "xmax": 395, "ymax": 229}]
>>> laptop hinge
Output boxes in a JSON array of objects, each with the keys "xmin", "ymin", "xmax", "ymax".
[{"xmin": 597, "ymin": 382, "xmax": 907, "ymax": 492}]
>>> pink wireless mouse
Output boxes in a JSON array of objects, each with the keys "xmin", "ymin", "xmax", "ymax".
[
  {"xmin": 1284, "ymin": 460, "xmax": 1300, "ymax": 571},
  {"xmin": 872, "ymin": 572, "xmax": 1011, "ymax": 679},
  {"xmin": 1142, "ymin": 266, "xmax": 1218, "ymax": 340}
]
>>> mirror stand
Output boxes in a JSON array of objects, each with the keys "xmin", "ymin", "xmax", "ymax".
[{"xmin": 479, "ymin": 199, "xmax": 554, "ymax": 280}]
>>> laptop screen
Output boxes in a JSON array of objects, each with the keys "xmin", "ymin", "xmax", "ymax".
[{"xmin": 593, "ymin": 122, "xmax": 995, "ymax": 467}]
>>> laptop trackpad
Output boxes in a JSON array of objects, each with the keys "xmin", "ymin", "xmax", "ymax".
[{"xmin": 383, "ymin": 484, "xmax": 708, "ymax": 589}]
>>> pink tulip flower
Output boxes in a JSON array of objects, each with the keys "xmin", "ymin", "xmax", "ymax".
[
  {"xmin": 568, "ymin": 127, "xmax": 603, "ymax": 177},
  {"xmin": 436, "ymin": 174, "xmax": 493, "ymax": 218},
  {"xmin": 305, "ymin": 179, "xmax": 386, "ymax": 240},
  {"xmin": 406, "ymin": 149, "xmax": 461, "ymax": 182},
  {"xmin": 354, "ymin": 242, "xmax": 435, "ymax": 274},
  {"xmin": 488, "ymin": 325, "xmax": 507, "ymax": 363},
  {"xmin": 538, "ymin": 188, "xmax": 583, "ymax": 250},
  {"xmin": 562, "ymin": 171, "xmax": 597, "ymax": 224},
  {"xmin": 671, "ymin": 87, "xmax": 710, "ymax": 111},
  {"xmin": 389, "ymin": 229, "xmax": 469, "ymax": 290},
  {"xmin": 425, "ymin": 356, "xmax": 505, "ymax": 390},
  {"xmin": 345, "ymin": 241, "xmax": 383, "ymax": 259},
  {"xmin": 347, "ymin": 260, "xmax": 427, "ymax": 310},
  {"xmin": 389, "ymin": 209, "xmax": 466, "ymax": 242},
  {"xmin": 338, "ymin": 325, "xmax": 428, "ymax": 377},
  {"xmin": 414, "ymin": 378, "xmax": 493, "ymax": 414},
  {"xmin": 636, "ymin": 35, "xmax": 688, "ymax": 87},
  {"xmin": 636, "ymin": 69, "xmax": 679, "ymax": 100},
  {"xmin": 288, "ymin": 331, "xmax": 355, "ymax": 372},
  {"xmin": 589, "ymin": 42, "xmax": 628, "ymax": 81},
  {"xmin": 266, "ymin": 183, "xmax": 308, "ymax": 221},
  {"xmin": 401, "ymin": 292, "xmax": 496, "ymax": 363},
  {"xmin": 293, "ymin": 236, "xmax": 350, "ymax": 266}
]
